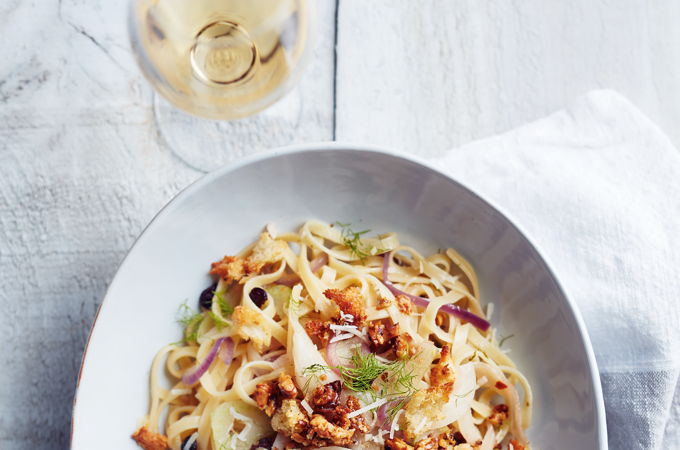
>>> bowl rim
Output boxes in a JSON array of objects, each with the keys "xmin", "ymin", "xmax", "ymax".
[{"xmin": 70, "ymin": 141, "xmax": 608, "ymax": 449}]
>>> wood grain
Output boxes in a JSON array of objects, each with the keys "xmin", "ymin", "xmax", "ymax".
[
  {"xmin": 335, "ymin": 0, "xmax": 680, "ymax": 157},
  {"xmin": 2, "ymin": 0, "xmax": 680, "ymax": 448},
  {"xmin": 0, "ymin": 1, "xmax": 336, "ymax": 448}
]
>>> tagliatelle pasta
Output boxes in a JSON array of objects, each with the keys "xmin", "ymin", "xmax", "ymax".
[{"xmin": 132, "ymin": 220, "xmax": 532, "ymax": 450}]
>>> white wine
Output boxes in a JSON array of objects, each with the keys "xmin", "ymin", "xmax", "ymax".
[{"xmin": 131, "ymin": 0, "xmax": 310, "ymax": 119}]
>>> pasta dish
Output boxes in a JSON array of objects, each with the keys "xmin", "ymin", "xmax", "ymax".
[{"xmin": 131, "ymin": 220, "xmax": 532, "ymax": 450}]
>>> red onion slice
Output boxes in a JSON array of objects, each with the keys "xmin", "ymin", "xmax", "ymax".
[
  {"xmin": 274, "ymin": 272, "xmax": 299, "ymax": 287},
  {"xmin": 378, "ymin": 397, "xmax": 413, "ymax": 427},
  {"xmin": 276, "ymin": 254, "xmax": 329, "ymax": 286},
  {"xmin": 182, "ymin": 337, "xmax": 227, "ymax": 385},
  {"xmin": 217, "ymin": 337, "xmax": 234, "ymax": 365},
  {"xmin": 381, "ymin": 253, "xmax": 490, "ymax": 331},
  {"xmin": 376, "ymin": 401, "xmax": 390, "ymax": 428},
  {"xmin": 310, "ymin": 254, "xmax": 329, "ymax": 272}
]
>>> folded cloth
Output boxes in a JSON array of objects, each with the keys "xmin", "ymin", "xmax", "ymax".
[{"xmin": 435, "ymin": 90, "xmax": 680, "ymax": 449}]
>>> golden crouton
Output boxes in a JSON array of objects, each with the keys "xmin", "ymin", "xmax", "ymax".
[
  {"xmin": 323, "ymin": 286, "xmax": 367, "ymax": 325},
  {"xmin": 245, "ymin": 232, "xmax": 288, "ymax": 273},
  {"xmin": 210, "ymin": 232, "xmax": 288, "ymax": 283},
  {"xmin": 210, "ymin": 255, "xmax": 246, "ymax": 282},
  {"xmin": 232, "ymin": 306, "xmax": 271, "ymax": 352},
  {"xmin": 271, "ymin": 399, "xmax": 309, "ymax": 437},
  {"xmin": 131, "ymin": 426, "xmax": 168, "ymax": 450},
  {"xmin": 403, "ymin": 383, "xmax": 453, "ymax": 437}
]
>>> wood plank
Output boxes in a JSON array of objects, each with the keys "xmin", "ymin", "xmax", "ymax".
[
  {"xmin": 335, "ymin": 0, "xmax": 680, "ymax": 157},
  {"xmin": 0, "ymin": 1, "xmax": 336, "ymax": 448}
]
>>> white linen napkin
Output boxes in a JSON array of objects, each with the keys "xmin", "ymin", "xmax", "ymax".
[{"xmin": 435, "ymin": 90, "xmax": 680, "ymax": 449}]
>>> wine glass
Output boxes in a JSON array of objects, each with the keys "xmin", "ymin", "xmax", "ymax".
[{"xmin": 129, "ymin": 0, "xmax": 314, "ymax": 171}]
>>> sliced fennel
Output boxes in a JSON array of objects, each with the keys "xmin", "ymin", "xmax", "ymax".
[{"xmin": 211, "ymin": 400, "xmax": 272, "ymax": 450}]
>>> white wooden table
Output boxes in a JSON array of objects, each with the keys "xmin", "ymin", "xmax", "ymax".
[{"xmin": 1, "ymin": 1, "xmax": 679, "ymax": 448}]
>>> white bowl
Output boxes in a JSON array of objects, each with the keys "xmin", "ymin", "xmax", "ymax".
[{"xmin": 71, "ymin": 143, "xmax": 607, "ymax": 449}]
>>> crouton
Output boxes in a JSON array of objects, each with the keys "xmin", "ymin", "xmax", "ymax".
[
  {"xmin": 403, "ymin": 383, "xmax": 453, "ymax": 437},
  {"xmin": 210, "ymin": 232, "xmax": 288, "ymax": 283},
  {"xmin": 323, "ymin": 286, "xmax": 367, "ymax": 325},
  {"xmin": 245, "ymin": 232, "xmax": 288, "ymax": 273},
  {"xmin": 271, "ymin": 399, "xmax": 309, "ymax": 437},
  {"xmin": 131, "ymin": 426, "xmax": 168, "ymax": 450},
  {"xmin": 210, "ymin": 255, "xmax": 246, "ymax": 283},
  {"xmin": 232, "ymin": 306, "xmax": 271, "ymax": 352}
]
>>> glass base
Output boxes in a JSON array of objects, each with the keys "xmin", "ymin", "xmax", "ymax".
[
  {"xmin": 153, "ymin": 94, "xmax": 246, "ymax": 173},
  {"xmin": 152, "ymin": 89, "xmax": 303, "ymax": 173}
]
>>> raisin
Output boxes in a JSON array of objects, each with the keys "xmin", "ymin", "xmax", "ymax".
[
  {"xmin": 199, "ymin": 282, "xmax": 217, "ymax": 310},
  {"xmin": 328, "ymin": 380, "xmax": 342, "ymax": 394},
  {"xmin": 251, "ymin": 435, "xmax": 275, "ymax": 449},
  {"xmin": 249, "ymin": 287, "xmax": 268, "ymax": 308}
]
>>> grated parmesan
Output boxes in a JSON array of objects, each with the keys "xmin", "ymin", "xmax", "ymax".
[
  {"xmin": 389, "ymin": 409, "xmax": 404, "ymax": 439},
  {"xmin": 329, "ymin": 324, "xmax": 358, "ymax": 333},
  {"xmin": 346, "ymin": 398, "xmax": 387, "ymax": 419},
  {"xmin": 170, "ymin": 388, "xmax": 192, "ymax": 396},
  {"xmin": 329, "ymin": 332, "xmax": 355, "ymax": 343},
  {"xmin": 300, "ymin": 399, "xmax": 314, "ymax": 415},
  {"xmin": 486, "ymin": 302, "xmax": 494, "ymax": 320},
  {"xmin": 265, "ymin": 223, "xmax": 278, "ymax": 238},
  {"xmin": 329, "ymin": 324, "xmax": 367, "ymax": 341}
]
